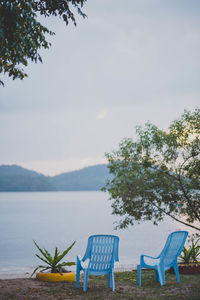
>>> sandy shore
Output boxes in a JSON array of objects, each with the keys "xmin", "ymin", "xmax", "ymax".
[
  {"xmin": 1, "ymin": 270, "xmax": 200, "ymax": 300},
  {"xmin": 0, "ymin": 277, "xmax": 67, "ymax": 300}
]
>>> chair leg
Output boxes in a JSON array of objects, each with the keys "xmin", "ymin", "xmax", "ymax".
[
  {"xmin": 108, "ymin": 272, "xmax": 112, "ymax": 288},
  {"xmin": 157, "ymin": 266, "xmax": 165, "ymax": 286},
  {"xmin": 162, "ymin": 269, "xmax": 166, "ymax": 285},
  {"xmin": 76, "ymin": 256, "xmax": 81, "ymax": 288},
  {"xmin": 76, "ymin": 269, "xmax": 80, "ymax": 288},
  {"xmin": 137, "ymin": 265, "xmax": 142, "ymax": 286},
  {"xmin": 174, "ymin": 263, "xmax": 180, "ymax": 284},
  {"xmin": 155, "ymin": 270, "xmax": 160, "ymax": 282},
  {"xmin": 111, "ymin": 269, "xmax": 115, "ymax": 291},
  {"xmin": 83, "ymin": 269, "xmax": 89, "ymax": 292}
]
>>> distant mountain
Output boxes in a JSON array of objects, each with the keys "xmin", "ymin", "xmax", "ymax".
[
  {"xmin": 51, "ymin": 164, "xmax": 110, "ymax": 191},
  {"xmin": 0, "ymin": 165, "xmax": 54, "ymax": 192},
  {"xmin": 0, "ymin": 164, "xmax": 110, "ymax": 192},
  {"xmin": 0, "ymin": 165, "xmax": 41, "ymax": 177}
]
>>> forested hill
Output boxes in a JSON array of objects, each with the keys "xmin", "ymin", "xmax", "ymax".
[
  {"xmin": 51, "ymin": 164, "xmax": 109, "ymax": 191},
  {"xmin": 0, "ymin": 165, "xmax": 54, "ymax": 191},
  {"xmin": 0, "ymin": 164, "xmax": 110, "ymax": 191}
]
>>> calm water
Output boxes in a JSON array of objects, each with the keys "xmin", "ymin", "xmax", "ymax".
[{"xmin": 0, "ymin": 191, "xmax": 194, "ymax": 275}]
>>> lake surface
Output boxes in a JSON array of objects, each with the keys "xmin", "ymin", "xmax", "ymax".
[{"xmin": 0, "ymin": 191, "xmax": 195, "ymax": 276}]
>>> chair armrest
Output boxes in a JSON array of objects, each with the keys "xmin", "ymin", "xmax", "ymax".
[
  {"xmin": 142, "ymin": 254, "xmax": 159, "ymax": 259},
  {"xmin": 140, "ymin": 254, "xmax": 160, "ymax": 267},
  {"xmin": 77, "ymin": 255, "xmax": 90, "ymax": 269}
]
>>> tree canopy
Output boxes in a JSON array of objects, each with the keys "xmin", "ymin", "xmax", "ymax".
[
  {"xmin": 103, "ymin": 108, "xmax": 200, "ymax": 232},
  {"xmin": 0, "ymin": 0, "xmax": 87, "ymax": 86}
]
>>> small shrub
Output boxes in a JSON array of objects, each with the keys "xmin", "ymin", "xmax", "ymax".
[
  {"xmin": 31, "ymin": 240, "xmax": 76, "ymax": 276},
  {"xmin": 180, "ymin": 237, "xmax": 200, "ymax": 264}
]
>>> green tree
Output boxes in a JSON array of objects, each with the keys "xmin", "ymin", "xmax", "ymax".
[
  {"xmin": 103, "ymin": 108, "xmax": 200, "ymax": 232},
  {"xmin": 0, "ymin": 0, "xmax": 87, "ymax": 86}
]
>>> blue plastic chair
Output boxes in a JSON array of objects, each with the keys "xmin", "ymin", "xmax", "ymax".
[
  {"xmin": 76, "ymin": 234, "xmax": 119, "ymax": 292},
  {"xmin": 137, "ymin": 231, "xmax": 188, "ymax": 286}
]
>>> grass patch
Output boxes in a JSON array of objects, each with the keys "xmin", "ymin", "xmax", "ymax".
[{"xmin": 81, "ymin": 270, "xmax": 200, "ymax": 300}]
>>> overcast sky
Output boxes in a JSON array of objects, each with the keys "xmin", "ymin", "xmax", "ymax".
[{"xmin": 0, "ymin": 0, "xmax": 199, "ymax": 176}]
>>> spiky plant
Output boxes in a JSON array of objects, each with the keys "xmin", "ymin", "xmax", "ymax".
[
  {"xmin": 31, "ymin": 240, "xmax": 76, "ymax": 276},
  {"xmin": 180, "ymin": 238, "xmax": 200, "ymax": 264}
]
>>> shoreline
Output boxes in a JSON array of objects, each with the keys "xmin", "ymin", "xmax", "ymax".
[
  {"xmin": 0, "ymin": 274, "xmax": 32, "ymax": 280},
  {"xmin": 0, "ymin": 264, "xmax": 137, "ymax": 280}
]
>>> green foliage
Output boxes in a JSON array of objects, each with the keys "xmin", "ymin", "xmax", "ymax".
[
  {"xmin": 0, "ymin": 0, "xmax": 87, "ymax": 86},
  {"xmin": 180, "ymin": 238, "xmax": 200, "ymax": 263},
  {"xmin": 31, "ymin": 240, "xmax": 76, "ymax": 276},
  {"xmin": 103, "ymin": 108, "xmax": 200, "ymax": 231}
]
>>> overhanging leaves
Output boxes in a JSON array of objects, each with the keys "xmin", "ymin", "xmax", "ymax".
[
  {"xmin": 0, "ymin": 0, "xmax": 87, "ymax": 86},
  {"xmin": 103, "ymin": 109, "xmax": 200, "ymax": 232}
]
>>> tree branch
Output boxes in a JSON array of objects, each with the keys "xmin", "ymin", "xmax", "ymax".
[{"xmin": 152, "ymin": 202, "xmax": 200, "ymax": 232}]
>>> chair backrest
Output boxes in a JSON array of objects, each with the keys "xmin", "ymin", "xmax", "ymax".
[
  {"xmin": 160, "ymin": 231, "xmax": 188, "ymax": 268},
  {"xmin": 83, "ymin": 234, "xmax": 119, "ymax": 273}
]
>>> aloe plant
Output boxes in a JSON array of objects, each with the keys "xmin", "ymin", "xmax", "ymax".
[
  {"xmin": 190, "ymin": 238, "xmax": 200, "ymax": 262},
  {"xmin": 180, "ymin": 246, "xmax": 193, "ymax": 264},
  {"xmin": 31, "ymin": 240, "xmax": 76, "ymax": 276},
  {"xmin": 180, "ymin": 238, "xmax": 200, "ymax": 264}
]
